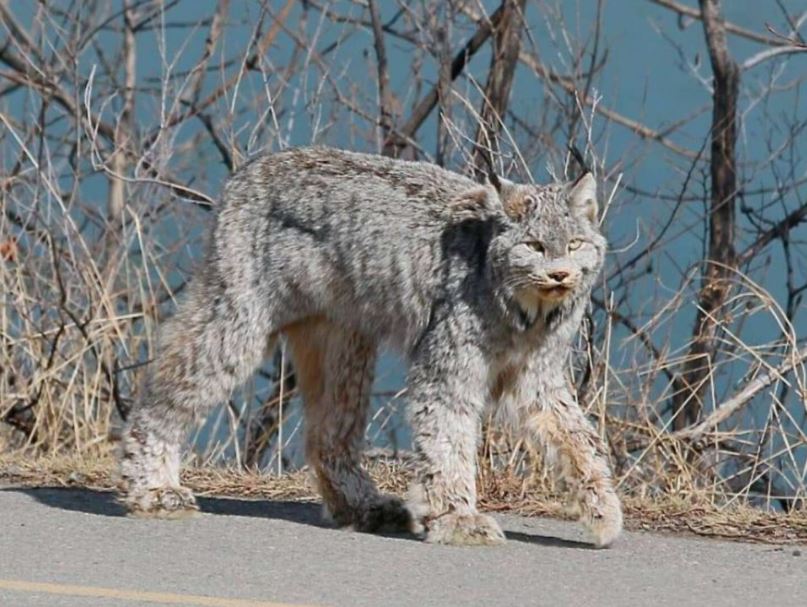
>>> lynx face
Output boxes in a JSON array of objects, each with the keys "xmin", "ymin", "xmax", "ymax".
[{"xmin": 488, "ymin": 174, "xmax": 606, "ymax": 325}]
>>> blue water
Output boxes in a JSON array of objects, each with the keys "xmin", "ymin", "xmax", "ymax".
[{"xmin": 4, "ymin": 1, "xmax": 805, "ymax": 479}]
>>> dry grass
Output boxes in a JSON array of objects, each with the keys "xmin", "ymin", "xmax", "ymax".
[
  {"xmin": 2, "ymin": 452, "xmax": 805, "ymax": 545},
  {"xmin": 1, "ymin": 1, "xmax": 806, "ymax": 535}
]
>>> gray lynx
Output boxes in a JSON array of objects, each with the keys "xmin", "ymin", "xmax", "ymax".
[{"xmin": 120, "ymin": 147, "xmax": 622, "ymax": 547}]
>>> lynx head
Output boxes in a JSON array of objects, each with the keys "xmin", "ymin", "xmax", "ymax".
[{"xmin": 485, "ymin": 172, "xmax": 607, "ymax": 329}]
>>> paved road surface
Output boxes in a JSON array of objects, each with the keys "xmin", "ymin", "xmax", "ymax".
[{"xmin": 0, "ymin": 486, "xmax": 804, "ymax": 606}]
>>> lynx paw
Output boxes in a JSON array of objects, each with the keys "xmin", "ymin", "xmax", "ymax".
[
  {"xmin": 328, "ymin": 495, "xmax": 413, "ymax": 533},
  {"xmin": 354, "ymin": 495, "xmax": 413, "ymax": 533},
  {"xmin": 425, "ymin": 512, "xmax": 506, "ymax": 546},
  {"xmin": 124, "ymin": 486, "xmax": 200, "ymax": 519},
  {"xmin": 578, "ymin": 486, "xmax": 622, "ymax": 548}
]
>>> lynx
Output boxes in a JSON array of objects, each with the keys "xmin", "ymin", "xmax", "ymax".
[{"xmin": 120, "ymin": 147, "xmax": 622, "ymax": 547}]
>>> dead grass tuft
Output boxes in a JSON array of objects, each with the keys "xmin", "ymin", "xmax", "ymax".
[
  {"xmin": 2, "ymin": 452, "xmax": 804, "ymax": 545},
  {"xmin": 1, "ymin": 0, "xmax": 805, "ymax": 546}
]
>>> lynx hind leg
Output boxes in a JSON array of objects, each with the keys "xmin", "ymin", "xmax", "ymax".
[
  {"xmin": 120, "ymin": 281, "xmax": 270, "ymax": 518},
  {"xmin": 285, "ymin": 320, "xmax": 411, "ymax": 534},
  {"xmin": 525, "ymin": 395, "xmax": 623, "ymax": 547}
]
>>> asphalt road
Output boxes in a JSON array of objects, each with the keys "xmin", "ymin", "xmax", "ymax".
[{"xmin": 0, "ymin": 486, "xmax": 804, "ymax": 607}]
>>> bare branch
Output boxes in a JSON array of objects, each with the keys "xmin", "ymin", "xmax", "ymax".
[
  {"xmin": 472, "ymin": 0, "xmax": 527, "ymax": 177},
  {"xmin": 675, "ymin": 346, "xmax": 807, "ymax": 442},
  {"xmin": 672, "ymin": 0, "xmax": 741, "ymax": 430},
  {"xmin": 649, "ymin": 0, "xmax": 797, "ymax": 47},
  {"xmin": 367, "ymin": 0, "xmax": 394, "ymax": 144},
  {"xmin": 384, "ymin": 3, "xmax": 506, "ymax": 155}
]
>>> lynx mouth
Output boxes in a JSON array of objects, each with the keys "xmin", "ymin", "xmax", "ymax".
[
  {"xmin": 538, "ymin": 285, "xmax": 574, "ymax": 301},
  {"xmin": 514, "ymin": 284, "xmax": 574, "ymax": 325}
]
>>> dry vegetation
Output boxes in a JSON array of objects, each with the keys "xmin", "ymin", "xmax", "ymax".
[
  {"xmin": 2, "ymin": 0, "xmax": 807, "ymax": 534},
  {"xmin": 2, "ymin": 451, "xmax": 806, "ymax": 544}
]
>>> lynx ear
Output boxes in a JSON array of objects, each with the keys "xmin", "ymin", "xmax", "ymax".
[
  {"xmin": 478, "ymin": 176, "xmax": 530, "ymax": 221},
  {"xmin": 449, "ymin": 184, "xmax": 503, "ymax": 220},
  {"xmin": 500, "ymin": 188, "xmax": 536, "ymax": 222},
  {"xmin": 568, "ymin": 172, "xmax": 598, "ymax": 223}
]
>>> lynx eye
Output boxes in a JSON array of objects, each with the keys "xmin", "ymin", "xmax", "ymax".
[
  {"xmin": 527, "ymin": 241, "xmax": 545, "ymax": 254},
  {"xmin": 568, "ymin": 238, "xmax": 584, "ymax": 252}
]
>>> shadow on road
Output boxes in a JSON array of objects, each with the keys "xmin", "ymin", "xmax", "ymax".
[
  {"xmin": 2, "ymin": 486, "xmax": 324, "ymax": 526},
  {"xmin": 4, "ymin": 486, "xmax": 128, "ymax": 516},
  {"xmin": 3, "ymin": 486, "xmax": 594, "ymax": 549},
  {"xmin": 505, "ymin": 530, "xmax": 595, "ymax": 550}
]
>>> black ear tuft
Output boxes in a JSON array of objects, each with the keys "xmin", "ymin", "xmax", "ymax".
[
  {"xmin": 474, "ymin": 145, "xmax": 503, "ymax": 193},
  {"xmin": 485, "ymin": 167, "xmax": 502, "ymax": 193},
  {"xmin": 568, "ymin": 143, "xmax": 591, "ymax": 175}
]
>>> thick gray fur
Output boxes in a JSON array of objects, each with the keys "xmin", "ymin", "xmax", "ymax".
[{"xmin": 120, "ymin": 147, "xmax": 622, "ymax": 547}]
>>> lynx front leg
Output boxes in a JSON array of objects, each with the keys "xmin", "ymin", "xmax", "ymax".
[
  {"xmin": 407, "ymin": 341, "xmax": 505, "ymax": 546},
  {"xmin": 286, "ymin": 320, "xmax": 411, "ymax": 534},
  {"xmin": 523, "ymin": 393, "xmax": 622, "ymax": 547}
]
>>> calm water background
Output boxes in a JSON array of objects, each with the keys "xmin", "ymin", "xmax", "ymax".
[{"xmin": 7, "ymin": 1, "xmax": 806, "ymax": 468}]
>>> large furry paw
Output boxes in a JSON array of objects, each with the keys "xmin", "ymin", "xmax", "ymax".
[
  {"xmin": 578, "ymin": 486, "xmax": 623, "ymax": 548},
  {"xmin": 327, "ymin": 494, "xmax": 413, "ymax": 534},
  {"xmin": 425, "ymin": 512, "xmax": 506, "ymax": 546},
  {"xmin": 353, "ymin": 495, "xmax": 413, "ymax": 534},
  {"xmin": 123, "ymin": 486, "xmax": 200, "ymax": 519}
]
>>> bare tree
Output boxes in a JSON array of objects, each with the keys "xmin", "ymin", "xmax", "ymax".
[
  {"xmin": 672, "ymin": 0, "xmax": 740, "ymax": 430},
  {"xmin": 1, "ymin": 0, "xmax": 805, "ymax": 511},
  {"xmin": 471, "ymin": 0, "xmax": 527, "ymax": 177}
]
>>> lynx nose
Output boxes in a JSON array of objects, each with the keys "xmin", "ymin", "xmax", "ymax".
[{"xmin": 549, "ymin": 270, "xmax": 570, "ymax": 282}]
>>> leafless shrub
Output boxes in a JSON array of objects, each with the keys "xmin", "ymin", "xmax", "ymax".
[{"xmin": 1, "ymin": 1, "xmax": 805, "ymax": 513}]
